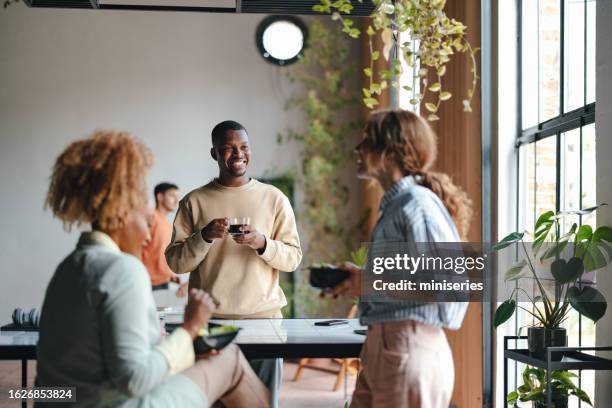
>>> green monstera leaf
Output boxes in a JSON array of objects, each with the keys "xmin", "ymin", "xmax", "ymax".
[
  {"xmin": 567, "ymin": 286, "xmax": 607, "ymax": 323},
  {"xmin": 493, "ymin": 232, "xmax": 525, "ymax": 251},
  {"xmin": 494, "ymin": 299, "xmax": 516, "ymax": 328},
  {"xmin": 551, "ymin": 257, "xmax": 584, "ymax": 284},
  {"xmin": 505, "ymin": 260, "xmax": 527, "ymax": 281}
]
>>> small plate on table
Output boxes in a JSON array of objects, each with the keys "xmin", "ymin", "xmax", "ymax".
[
  {"xmin": 194, "ymin": 323, "xmax": 241, "ymax": 354},
  {"xmin": 166, "ymin": 322, "xmax": 241, "ymax": 354}
]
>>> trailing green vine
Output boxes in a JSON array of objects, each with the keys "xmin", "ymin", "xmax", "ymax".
[
  {"xmin": 314, "ymin": 0, "xmax": 479, "ymax": 121},
  {"xmin": 280, "ymin": 20, "xmax": 364, "ymax": 263},
  {"xmin": 279, "ymin": 20, "xmax": 365, "ymax": 316}
]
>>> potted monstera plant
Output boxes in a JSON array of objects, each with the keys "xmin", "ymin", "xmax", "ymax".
[{"xmin": 493, "ymin": 205, "xmax": 612, "ymax": 361}]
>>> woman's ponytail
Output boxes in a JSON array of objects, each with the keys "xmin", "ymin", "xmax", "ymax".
[{"xmin": 418, "ymin": 171, "xmax": 473, "ymax": 240}]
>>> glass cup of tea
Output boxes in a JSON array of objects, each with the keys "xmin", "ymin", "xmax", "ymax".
[{"xmin": 229, "ymin": 217, "xmax": 250, "ymax": 236}]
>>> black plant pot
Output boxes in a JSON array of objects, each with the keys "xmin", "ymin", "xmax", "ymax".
[
  {"xmin": 528, "ymin": 327, "xmax": 567, "ymax": 361},
  {"xmin": 534, "ymin": 393, "xmax": 568, "ymax": 408}
]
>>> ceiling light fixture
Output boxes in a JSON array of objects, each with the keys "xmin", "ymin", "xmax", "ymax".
[{"xmin": 256, "ymin": 15, "xmax": 308, "ymax": 66}]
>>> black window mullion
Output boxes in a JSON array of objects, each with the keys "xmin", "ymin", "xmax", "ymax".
[
  {"xmin": 533, "ymin": 142, "xmax": 537, "ymax": 229},
  {"xmin": 583, "ymin": 0, "xmax": 588, "ymax": 108},
  {"xmin": 555, "ymin": 132, "xmax": 561, "ymax": 214},
  {"xmin": 517, "ymin": 103, "xmax": 595, "ymax": 147},
  {"xmin": 578, "ymin": 121, "xmax": 584, "ymax": 405},
  {"xmin": 537, "ymin": 0, "xmax": 541, "ymax": 125},
  {"xmin": 560, "ymin": 0, "xmax": 565, "ymax": 116},
  {"xmin": 517, "ymin": 0, "xmax": 523, "ymax": 139}
]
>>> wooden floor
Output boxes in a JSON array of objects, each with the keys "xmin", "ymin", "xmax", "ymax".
[
  {"xmin": 281, "ymin": 360, "xmax": 356, "ymax": 408},
  {"xmin": 0, "ymin": 360, "xmax": 356, "ymax": 408},
  {"xmin": 0, "ymin": 361, "xmax": 35, "ymax": 408}
]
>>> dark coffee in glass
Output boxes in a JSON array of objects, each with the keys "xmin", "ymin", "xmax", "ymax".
[{"xmin": 229, "ymin": 217, "xmax": 250, "ymax": 236}]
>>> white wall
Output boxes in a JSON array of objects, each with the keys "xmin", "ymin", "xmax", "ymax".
[
  {"xmin": 595, "ymin": 1, "xmax": 612, "ymax": 405},
  {"xmin": 0, "ymin": 5, "xmax": 320, "ymax": 320}
]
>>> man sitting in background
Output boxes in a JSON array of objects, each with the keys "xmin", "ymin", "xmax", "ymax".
[{"xmin": 142, "ymin": 182, "xmax": 182, "ymax": 290}]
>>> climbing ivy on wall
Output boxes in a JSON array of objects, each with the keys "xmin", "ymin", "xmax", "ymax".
[{"xmin": 279, "ymin": 20, "xmax": 366, "ymax": 317}]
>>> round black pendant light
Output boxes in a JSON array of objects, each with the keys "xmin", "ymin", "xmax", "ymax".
[{"xmin": 256, "ymin": 15, "xmax": 308, "ymax": 66}]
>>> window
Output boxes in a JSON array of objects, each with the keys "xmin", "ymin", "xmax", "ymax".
[{"xmin": 512, "ymin": 0, "xmax": 596, "ymax": 406}]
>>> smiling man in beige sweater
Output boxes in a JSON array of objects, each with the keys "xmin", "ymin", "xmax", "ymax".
[
  {"xmin": 165, "ymin": 120, "xmax": 302, "ymax": 407},
  {"xmin": 165, "ymin": 120, "xmax": 302, "ymax": 317}
]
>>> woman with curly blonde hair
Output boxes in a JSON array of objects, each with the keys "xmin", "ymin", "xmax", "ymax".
[
  {"xmin": 37, "ymin": 130, "xmax": 269, "ymax": 407},
  {"xmin": 332, "ymin": 109, "xmax": 472, "ymax": 408}
]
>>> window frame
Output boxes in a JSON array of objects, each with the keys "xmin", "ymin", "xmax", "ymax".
[{"xmin": 512, "ymin": 0, "xmax": 597, "ymax": 405}]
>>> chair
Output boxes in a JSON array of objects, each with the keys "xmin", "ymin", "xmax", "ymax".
[{"xmin": 292, "ymin": 304, "xmax": 361, "ymax": 391}]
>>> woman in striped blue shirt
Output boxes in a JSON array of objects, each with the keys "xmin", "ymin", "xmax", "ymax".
[{"xmin": 333, "ymin": 109, "xmax": 473, "ymax": 408}]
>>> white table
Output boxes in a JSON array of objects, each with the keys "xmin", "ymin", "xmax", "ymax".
[
  {"xmin": 1, "ymin": 318, "xmax": 366, "ymax": 388},
  {"xmin": 164, "ymin": 314, "xmax": 367, "ymax": 359}
]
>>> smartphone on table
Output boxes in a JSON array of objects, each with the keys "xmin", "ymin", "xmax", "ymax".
[{"xmin": 314, "ymin": 319, "xmax": 349, "ymax": 326}]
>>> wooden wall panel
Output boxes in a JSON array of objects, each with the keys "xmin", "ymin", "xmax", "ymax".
[{"xmin": 426, "ymin": 1, "xmax": 484, "ymax": 407}]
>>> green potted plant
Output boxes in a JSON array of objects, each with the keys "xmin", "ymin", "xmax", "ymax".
[
  {"xmin": 350, "ymin": 245, "xmax": 368, "ymax": 268},
  {"xmin": 493, "ymin": 205, "xmax": 612, "ymax": 360},
  {"xmin": 507, "ymin": 366, "xmax": 592, "ymax": 408}
]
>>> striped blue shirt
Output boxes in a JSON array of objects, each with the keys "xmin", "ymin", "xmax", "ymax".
[{"xmin": 358, "ymin": 175, "xmax": 468, "ymax": 329}]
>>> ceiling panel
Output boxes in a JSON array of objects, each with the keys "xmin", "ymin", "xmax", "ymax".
[{"xmin": 23, "ymin": 0, "xmax": 376, "ymax": 14}]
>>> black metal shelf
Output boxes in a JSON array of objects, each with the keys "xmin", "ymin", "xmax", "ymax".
[
  {"xmin": 504, "ymin": 348, "xmax": 612, "ymax": 371},
  {"xmin": 503, "ymin": 336, "xmax": 612, "ymax": 407}
]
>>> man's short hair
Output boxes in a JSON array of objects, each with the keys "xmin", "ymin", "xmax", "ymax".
[
  {"xmin": 154, "ymin": 182, "xmax": 178, "ymax": 203},
  {"xmin": 211, "ymin": 120, "xmax": 247, "ymax": 147}
]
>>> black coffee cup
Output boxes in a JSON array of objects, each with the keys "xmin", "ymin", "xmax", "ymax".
[{"xmin": 229, "ymin": 217, "xmax": 250, "ymax": 236}]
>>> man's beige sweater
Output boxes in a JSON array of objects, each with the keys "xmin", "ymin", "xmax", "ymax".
[{"xmin": 165, "ymin": 179, "xmax": 302, "ymax": 317}]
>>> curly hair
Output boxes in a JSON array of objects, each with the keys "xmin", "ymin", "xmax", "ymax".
[
  {"xmin": 45, "ymin": 130, "xmax": 154, "ymax": 231},
  {"xmin": 365, "ymin": 109, "xmax": 473, "ymax": 239}
]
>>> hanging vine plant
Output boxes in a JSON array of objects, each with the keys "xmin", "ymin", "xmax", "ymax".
[{"xmin": 314, "ymin": 0, "xmax": 479, "ymax": 121}]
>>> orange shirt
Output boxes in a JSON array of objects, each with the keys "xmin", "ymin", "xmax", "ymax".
[{"xmin": 141, "ymin": 209, "xmax": 174, "ymax": 286}]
